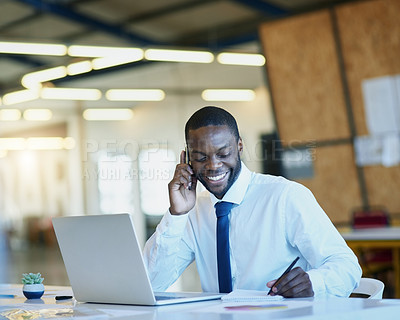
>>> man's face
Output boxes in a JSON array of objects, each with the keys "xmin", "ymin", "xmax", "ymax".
[{"xmin": 187, "ymin": 125, "xmax": 243, "ymax": 199}]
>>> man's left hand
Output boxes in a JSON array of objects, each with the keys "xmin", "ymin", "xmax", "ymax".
[{"xmin": 266, "ymin": 267, "xmax": 314, "ymax": 298}]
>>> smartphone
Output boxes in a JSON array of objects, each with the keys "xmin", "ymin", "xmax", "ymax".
[
  {"xmin": 185, "ymin": 146, "xmax": 191, "ymax": 166},
  {"xmin": 185, "ymin": 146, "xmax": 193, "ymax": 190}
]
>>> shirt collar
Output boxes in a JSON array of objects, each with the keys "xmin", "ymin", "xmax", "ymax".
[{"xmin": 210, "ymin": 161, "xmax": 252, "ymax": 207}]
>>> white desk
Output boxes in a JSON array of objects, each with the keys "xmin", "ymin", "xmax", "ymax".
[
  {"xmin": 2, "ymin": 285, "xmax": 400, "ymax": 320},
  {"xmin": 341, "ymin": 226, "xmax": 400, "ymax": 298}
]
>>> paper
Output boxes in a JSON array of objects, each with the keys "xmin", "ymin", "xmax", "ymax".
[
  {"xmin": 354, "ymin": 134, "xmax": 400, "ymax": 167},
  {"xmin": 196, "ymin": 299, "xmax": 313, "ymax": 314},
  {"xmin": 354, "ymin": 135, "xmax": 383, "ymax": 166},
  {"xmin": 224, "ymin": 304, "xmax": 288, "ymax": 311},
  {"xmin": 381, "ymin": 133, "xmax": 400, "ymax": 167},
  {"xmin": 362, "ymin": 75, "xmax": 400, "ymax": 135},
  {"xmin": 221, "ymin": 289, "xmax": 283, "ymax": 302}
]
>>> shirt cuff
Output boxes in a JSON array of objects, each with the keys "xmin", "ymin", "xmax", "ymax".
[
  {"xmin": 307, "ymin": 269, "xmax": 326, "ymax": 298},
  {"xmin": 156, "ymin": 210, "xmax": 189, "ymax": 237}
]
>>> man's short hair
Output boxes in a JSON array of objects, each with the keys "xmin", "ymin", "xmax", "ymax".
[{"xmin": 185, "ymin": 106, "xmax": 240, "ymax": 142}]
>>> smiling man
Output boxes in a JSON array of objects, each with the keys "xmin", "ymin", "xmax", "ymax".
[{"xmin": 143, "ymin": 106, "xmax": 361, "ymax": 298}]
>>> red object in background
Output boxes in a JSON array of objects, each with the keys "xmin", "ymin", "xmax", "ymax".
[
  {"xmin": 352, "ymin": 209, "xmax": 390, "ymax": 229},
  {"xmin": 352, "ymin": 208, "xmax": 392, "ymax": 265}
]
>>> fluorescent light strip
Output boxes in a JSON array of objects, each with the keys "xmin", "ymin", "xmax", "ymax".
[
  {"xmin": 92, "ymin": 54, "xmax": 143, "ymax": 70},
  {"xmin": 145, "ymin": 49, "xmax": 214, "ymax": 63},
  {"xmin": 0, "ymin": 109, "xmax": 22, "ymax": 121},
  {"xmin": 83, "ymin": 108, "xmax": 134, "ymax": 121},
  {"xmin": 23, "ymin": 109, "xmax": 52, "ymax": 121},
  {"xmin": 22, "ymin": 66, "xmax": 67, "ymax": 89},
  {"xmin": 27, "ymin": 137, "xmax": 64, "ymax": 150},
  {"xmin": 68, "ymin": 45, "xmax": 143, "ymax": 58},
  {"xmin": 217, "ymin": 52, "xmax": 266, "ymax": 66},
  {"xmin": 63, "ymin": 137, "xmax": 76, "ymax": 150},
  {"xmin": 41, "ymin": 88, "xmax": 102, "ymax": 101},
  {"xmin": 67, "ymin": 60, "xmax": 93, "ymax": 75},
  {"xmin": 3, "ymin": 89, "xmax": 39, "ymax": 105},
  {"xmin": 202, "ymin": 89, "xmax": 256, "ymax": 101},
  {"xmin": 0, "ymin": 41, "xmax": 67, "ymax": 56},
  {"xmin": 0, "ymin": 137, "xmax": 75, "ymax": 151},
  {"xmin": 106, "ymin": 89, "xmax": 165, "ymax": 101},
  {"xmin": 0, "ymin": 138, "xmax": 26, "ymax": 150}
]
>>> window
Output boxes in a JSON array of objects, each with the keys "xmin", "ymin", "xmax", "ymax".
[
  {"xmin": 98, "ymin": 152, "xmax": 134, "ymax": 214},
  {"xmin": 138, "ymin": 148, "xmax": 176, "ymax": 215}
]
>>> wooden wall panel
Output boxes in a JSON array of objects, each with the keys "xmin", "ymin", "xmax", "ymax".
[
  {"xmin": 336, "ymin": 0, "xmax": 400, "ymax": 136},
  {"xmin": 336, "ymin": 0, "xmax": 400, "ymax": 215},
  {"xmin": 259, "ymin": 0, "xmax": 400, "ymax": 223},
  {"xmin": 364, "ymin": 166, "xmax": 400, "ymax": 214},
  {"xmin": 259, "ymin": 10, "xmax": 350, "ymax": 145},
  {"xmin": 297, "ymin": 145, "xmax": 362, "ymax": 224}
]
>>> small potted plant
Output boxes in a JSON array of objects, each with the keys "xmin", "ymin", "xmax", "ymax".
[{"xmin": 22, "ymin": 273, "xmax": 45, "ymax": 299}]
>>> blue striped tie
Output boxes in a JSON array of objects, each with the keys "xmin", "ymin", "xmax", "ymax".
[{"xmin": 215, "ymin": 201, "xmax": 234, "ymax": 293}]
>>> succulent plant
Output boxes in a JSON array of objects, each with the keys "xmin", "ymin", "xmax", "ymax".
[{"xmin": 22, "ymin": 273, "xmax": 44, "ymax": 285}]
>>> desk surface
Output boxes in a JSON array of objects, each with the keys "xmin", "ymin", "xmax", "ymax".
[
  {"xmin": 341, "ymin": 226, "xmax": 400, "ymax": 241},
  {"xmin": 2, "ymin": 285, "xmax": 400, "ymax": 320}
]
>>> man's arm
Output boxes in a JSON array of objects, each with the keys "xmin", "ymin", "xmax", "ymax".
[
  {"xmin": 143, "ymin": 211, "xmax": 194, "ymax": 291},
  {"xmin": 276, "ymin": 183, "xmax": 361, "ymax": 298},
  {"xmin": 143, "ymin": 150, "xmax": 198, "ymax": 291}
]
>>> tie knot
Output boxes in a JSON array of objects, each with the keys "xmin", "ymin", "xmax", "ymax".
[{"xmin": 215, "ymin": 201, "xmax": 234, "ymax": 218}]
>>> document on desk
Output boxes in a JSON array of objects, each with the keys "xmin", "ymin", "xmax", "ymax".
[
  {"xmin": 221, "ymin": 289, "xmax": 283, "ymax": 302},
  {"xmin": 197, "ymin": 290, "xmax": 312, "ymax": 314}
]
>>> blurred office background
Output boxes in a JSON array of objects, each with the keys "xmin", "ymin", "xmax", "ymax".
[{"xmin": 1, "ymin": 0, "xmax": 400, "ymax": 297}]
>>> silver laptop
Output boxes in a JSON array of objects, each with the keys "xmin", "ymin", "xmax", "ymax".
[{"xmin": 52, "ymin": 213, "xmax": 222, "ymax": 305}]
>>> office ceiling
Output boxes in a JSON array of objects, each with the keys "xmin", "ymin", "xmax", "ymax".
[{"xmin": 0, "ymin": 0, "xmax": 357, "ymax": 105}]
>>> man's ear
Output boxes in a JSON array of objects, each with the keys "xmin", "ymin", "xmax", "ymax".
[{"xmin": 238, "ymin": 137, "xmax": 243, "ymax": 156}]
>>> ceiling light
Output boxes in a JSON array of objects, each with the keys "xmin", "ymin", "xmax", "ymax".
[
  {"xmin": 0, "ymin": 41, "xmax": 67, "ymax": 56},
  {"xmin": 106, "ymin": 89, "xmax": 165, "ymax": 101},
  {"xmin": 22, "ymin": 66, "xmax": 67, "ymax": 89},
  {"xmin": 41, "ymin": 88, "xmax": 102, "ymax": 100},
  {"xmin": 201, "ymin": 89, "xmax": 256, "ymax": 101},
  {"xmin": 92, "ymin": 54, "xmax": 143, "ymax": 70},
  {"xmin": 0, "ymin": 109, "xmax": 22, "ymax": 121},
  {"xmin": 27, "ymin": 137, "xmax": 65, "ymax": 150},
  {"xmin": 67, "ymin": 60, "xmax": 93, "ymax": 75},
  {"xmin": 0, "ymin": 138, "xmax": 26, "ymax": 150},
  {"xmin": 217, "ymin": 52, "xmax": 266, "ymax": 66},
  {"xmin": 63, "ymin": 137, "xmax": 76, "ymax": 150},
  {"xmin": 23, "ymin": 109, "xmax": 53, "ymax": 121},
  {"xmin": 68, "ymin": 45, "xmax": 143, "ymax": 58},
  {"xmin": 145, "ymin": 49, "xmax": 214, "ymax": 63},
  {"xmin": 83, "ymin": 108, "xmax": 134, "ymax": 121},
  {"xmin": 3, "ymin": 89, "xmax": 39, "ymax": 105}
]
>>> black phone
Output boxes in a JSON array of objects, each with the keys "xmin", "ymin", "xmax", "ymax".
[
  {"xmin": 185, "ymin": 146, "xmax": 191, "ymax": 166},
  {"xmin": 185, "ymin": 146, "xmax": 193, "ymax": 190}
]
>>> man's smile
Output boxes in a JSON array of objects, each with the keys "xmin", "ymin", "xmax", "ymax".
[{"xmin": 206, "ymin": 172, "xmax": 228, "ymax": 182}]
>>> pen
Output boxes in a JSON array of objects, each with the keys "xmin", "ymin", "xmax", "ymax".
[
  {"xmin": 55, "ymin": 295, "xmax": 73, "ymax": 300},
  {"xmin": 0, "ymin": 294, "xmax": 15, "ymax": 298},
  {"xmin": 268, "ymin": 256, "xmax": 300, "ymax": 295}
]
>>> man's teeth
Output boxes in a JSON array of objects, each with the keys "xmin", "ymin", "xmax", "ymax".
[{"xmin": 207, "ymin": 173, "xmax": 226, "ymax": 181}]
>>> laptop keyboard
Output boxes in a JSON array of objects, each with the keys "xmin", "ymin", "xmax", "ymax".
[{"xmin": 155, "ymin": 294, "xmax": 186, "ymax": 301}]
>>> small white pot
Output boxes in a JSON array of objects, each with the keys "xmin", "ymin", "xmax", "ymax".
[{"xmin": 23, "ymin": 283, "xmax": 45, "ymax": 299}]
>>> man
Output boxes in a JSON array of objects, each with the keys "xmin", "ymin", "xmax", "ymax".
[{"xmin": 144, "ymin": 106, "xmax": 361, "ymax": 297}]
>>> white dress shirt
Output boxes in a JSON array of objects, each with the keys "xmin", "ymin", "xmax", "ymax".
[{"xmin": 143, "ymin": 162, "xmax": 361, "ymax": 297}]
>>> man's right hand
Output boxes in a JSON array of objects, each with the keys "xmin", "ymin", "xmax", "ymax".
[{"xmin": 168, "ymin": 150, "xmax": 197, "ymax": 215}]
